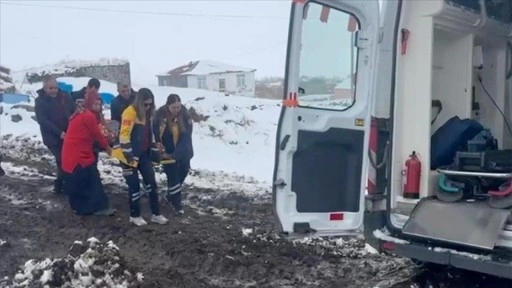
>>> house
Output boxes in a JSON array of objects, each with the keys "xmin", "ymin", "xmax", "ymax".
[
  {"xmin": 156, "ymin": 60, "xmax": 257, "ymax": 97},
  {"xmin": 0, "ymin": 65, "xmax": 16, "ymax": 93},
  {"xmin": 333, "ymin": 73, "xmax": 356, "ymax": 100}
]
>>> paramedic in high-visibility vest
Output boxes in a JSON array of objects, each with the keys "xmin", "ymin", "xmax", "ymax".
[
  {"xmin": 118, "ymin": 88, "xmax": 168, "ymax": 226},
  {"xmin": 153, "ymin": 94, "xmax": 194, "ymax": 215}
]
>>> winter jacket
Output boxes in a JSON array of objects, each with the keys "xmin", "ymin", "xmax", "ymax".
[
  {"xmin": 119, "ymin": 105, "xmax": 154, "ymax": 162},
  {"xmin": 61, "ymin": 109, "xmax": 109, "ymax": 173},
  {"xmin": 153, "ymin": 105, "xmax": 194, "ymax": 162},
  {"xmin": 34, "ymin": 89, "xmax": 75, "ymax": 148},
  {"xmin": 110, "ymin": 90, "xmax": 136, "ymax": 123}
]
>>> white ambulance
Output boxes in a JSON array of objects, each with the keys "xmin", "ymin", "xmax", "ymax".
[{"xmin": 273, "ymin": 0, "xmax": 512, "ymax": 279}]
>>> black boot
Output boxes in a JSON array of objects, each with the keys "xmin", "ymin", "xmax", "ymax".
[
  {"xmin": 0, "ymin": 164, "xmax": 4, "ymax": 177},
  {"xmin": 54, "ymin": 178, "xmax": 64, "ymax": 194}
]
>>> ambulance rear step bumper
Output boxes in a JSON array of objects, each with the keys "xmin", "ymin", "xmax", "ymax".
[{"xmin": 380, "ymin": 240, "xmax": 512, "ymax": 279}]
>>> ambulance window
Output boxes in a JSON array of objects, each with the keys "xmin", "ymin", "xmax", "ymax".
[{"xmin": 298, "ymin": 2, "xmax": 359, "ymax": 111}]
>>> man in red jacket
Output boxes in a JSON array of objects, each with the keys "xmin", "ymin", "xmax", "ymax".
[{"xmin": 62, "ymin": 91, "xmax": 115, "ymax": 216}]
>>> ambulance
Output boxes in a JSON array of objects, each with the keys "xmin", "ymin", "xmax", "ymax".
[{"xmin": 273, "ymin": 0, "xmax": 512, "ymax": 279}]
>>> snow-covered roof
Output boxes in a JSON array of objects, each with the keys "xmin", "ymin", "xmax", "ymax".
[
  {"xmin": 0, "ymin": 64, "xmax": 15, "ymax": 92},
  {"xmin": 0, "ymin": 79, "xmax": 15, "ymax": 91},
  {"xmin": 22, "ymin": 58, "xmax": 129, "ymax": 75},
  {"xmin": 158, "ymin": 60, "xmax": 256, "ymax": 76}
]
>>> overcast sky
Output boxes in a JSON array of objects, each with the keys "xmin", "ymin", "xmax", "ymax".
[{"xmin": 0, "ymin": 0, "xmax": 290, "ymax": 85}]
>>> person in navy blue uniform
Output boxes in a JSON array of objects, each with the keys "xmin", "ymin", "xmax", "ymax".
[{"xmin": 153, "ymin": 94, "xmax": 194, "ymax": 214}]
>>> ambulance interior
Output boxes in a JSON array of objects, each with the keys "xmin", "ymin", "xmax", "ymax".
[{"xmin": 389, "ymin": 0, "xmax": 512, "ymax": 251}]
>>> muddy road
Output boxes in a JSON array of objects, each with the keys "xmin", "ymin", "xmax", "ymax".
[{"xmin": 0, "ymin": 172, "xmax": 414, "ymax": 288}]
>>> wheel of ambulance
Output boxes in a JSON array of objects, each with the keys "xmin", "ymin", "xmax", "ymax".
[{"xmin": 435, "ymin": 174, "xmax": 464, "ymax": 202}]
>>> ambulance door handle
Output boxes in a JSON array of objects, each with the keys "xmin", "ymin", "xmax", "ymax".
[{"xmin": 280, "ymin": 134, "xmax": 290, "ymax": 150}]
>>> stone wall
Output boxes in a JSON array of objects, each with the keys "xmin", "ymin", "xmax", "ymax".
[{"xmin": 25, "ymin": 62, "xmax": 131, "ymax": 85}]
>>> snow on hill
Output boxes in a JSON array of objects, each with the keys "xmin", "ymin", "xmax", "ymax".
[
  {"xmin": 3, "ymin": 77, "xmax": 281, "ymax": 184},
  {"xmin": 13, "ymin": 58, "xmax": 129, "ymax": 79}
]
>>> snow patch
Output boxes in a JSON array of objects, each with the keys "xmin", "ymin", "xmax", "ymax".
[
  {"xmin": 10, "ymin": 239, "xmax": 142, "ymax": 288},
  {"xmin": 364, "ymin": 243, "xmax": 380, "ymax": 255},
  {"xmin": 373, "ymin": 229, "xmax": 410, "ymax": 245},
  {"xmin": 242, "ymin": 228, "xmax": 253, "ymax": 237},
  {"xmin": 430, "ymin": 247, "xmax": 492, "ymax": 261}
]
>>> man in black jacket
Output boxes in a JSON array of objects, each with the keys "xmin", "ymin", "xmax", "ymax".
[
  {"xmin": 71, "ymin": 78, "xmax": 101, "ymax": 105},
  {"xmin": 35, "ymin": 77, "xmax": 75, "ymax": 194},
  {"xmin": 110, "ymin": 81, "xmax": 136, "ymax": 123},
  {"xmin": 0, "ymin": 156, "xmax": 5, "ymax": 177}
]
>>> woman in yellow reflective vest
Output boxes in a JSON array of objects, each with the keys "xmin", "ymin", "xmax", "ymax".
[
  {"xmin": 153, "ymin": 94, "xmax": 194, "ymax": 215},
  {"xmin": 118, "ymin": 88, "xmax": 168, "ymax": 226}
]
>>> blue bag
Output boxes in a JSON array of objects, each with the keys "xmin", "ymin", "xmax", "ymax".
[{"xmin": 430, "ymin": 116, "xmax": 484, "ymax": 169}]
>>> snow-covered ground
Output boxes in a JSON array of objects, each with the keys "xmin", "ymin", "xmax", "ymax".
[{"xmin": 3, "ymin": 77, "xmax": 281, "ymax": 185}]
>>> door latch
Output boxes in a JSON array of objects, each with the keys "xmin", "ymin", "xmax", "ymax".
[{"xmin": 274, "ymin": 178, "xmax": 287, "ymax": 188}]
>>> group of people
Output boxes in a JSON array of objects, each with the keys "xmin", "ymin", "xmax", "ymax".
[{"xmin": 33, "ymin": 77, "xmax": 194, "ymax": 226}]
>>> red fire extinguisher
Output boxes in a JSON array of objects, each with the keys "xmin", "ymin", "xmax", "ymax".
[{"xmin": 403, "ymin": 151, "xmax": 421, "ymax": 199}]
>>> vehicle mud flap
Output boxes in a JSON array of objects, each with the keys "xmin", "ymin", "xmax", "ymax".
[{"xmin": 402, "ymin": 198, "xmax": 510, "ymax": 250}]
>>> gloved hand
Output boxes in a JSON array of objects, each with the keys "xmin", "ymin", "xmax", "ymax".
[{"xmin": 123, "ymin": 150, "xmax": 136, "ymax": 165}]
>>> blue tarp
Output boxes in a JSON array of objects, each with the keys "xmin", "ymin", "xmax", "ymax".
[
  {"xmin": 100, "ymin": 93, "xmax": 115, "ymax": 105},
  {"xmin": 57, "ymin": 82, "xmax": 73, "ymax": 94},
  {"xmin": 0, "ymin": 93, "xmax": 31, "ymax": 104},
  {"xmin": 57, "ymin": 81, "xmax": 114, "ymax": 105}
]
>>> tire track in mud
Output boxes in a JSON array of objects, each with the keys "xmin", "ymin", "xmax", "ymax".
[{"xmin": 0, "ymin": 173, "xmax": 415, "ymax": 288}]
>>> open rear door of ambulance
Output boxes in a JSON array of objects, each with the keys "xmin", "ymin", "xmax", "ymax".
[{"xmin": 273, "ymin": 0, "xmax": 380, "ymax": 237}]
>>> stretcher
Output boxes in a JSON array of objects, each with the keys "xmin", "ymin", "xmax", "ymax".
[
  {"xmin": 103, "ymin": 120, "xmax": 176, "ymax": 168},
  {"xmin": 436, "ymin": 168, "xmax": 512, "ymax": 208}
]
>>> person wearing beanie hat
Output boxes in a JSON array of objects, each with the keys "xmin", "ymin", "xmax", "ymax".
[{"xmin": 61, "ymin": 90, "xmax": 115, "ymax": 216}]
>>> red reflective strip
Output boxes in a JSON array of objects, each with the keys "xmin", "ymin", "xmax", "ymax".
[
  {"xmin": 320, "ymin": 6, "xmax": 330, "ymax": 23},
  {"xmin": 347, "ymin": 15, "xmax": 358, "ymax": 32},
  {"xmin": 292, "ymin": 0, "xmax": 306, "ymax": 3},
  {"xmin": 382, "ymin": 241, "xmax": 396, "ymax": 251},
  {"xmin": 367, "ymin": 117, "xmax": 378, "ymax": 194},
  {"xmin": 329, "ymin": 213, "xmax": 344, "ymax": 221},
  {"xmin": 122, "ymin": 119, "xmax": 132, "ymax": 126}
]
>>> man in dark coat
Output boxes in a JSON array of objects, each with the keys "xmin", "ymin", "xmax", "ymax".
[
  {"xmin": 35, "ymin": 77, "xmax": 75, "ymax": 193},
  {"xmin": 0, "ymin": 156, "xmax": 5, "ymax": 177},
  {"xmin": 71, "ymin": 78, "xmax": 101, "ymax": 105},
  {"xmin": 110, "ymin": 81, "xmax": 136, "ymax": 123}
]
